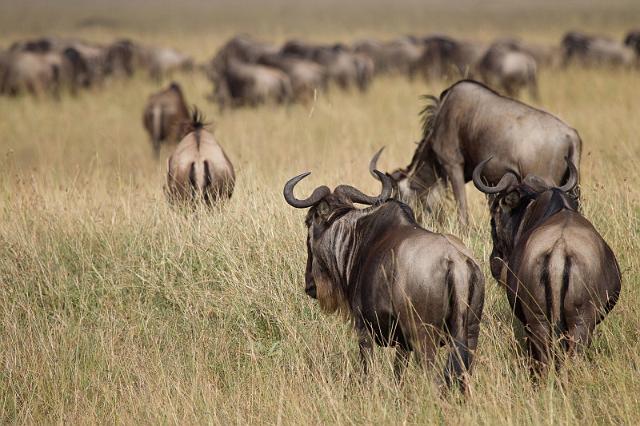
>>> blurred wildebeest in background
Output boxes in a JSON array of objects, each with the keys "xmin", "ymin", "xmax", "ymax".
[
  {"xmin": 212, "ymin": 58, "xmax": 293, "ymax": 108},
  {"xmin": 165, "ymin": 109, "xmax": 235, "ymax": 205},
  {"xmin": 416, "ymin": 35, "xmax": 486, "ymax": 81},
  {"xmin": 257, "ymin": 52, "xmax": 327, "ymax": 102},
  {"xmin": 143, "ymin": 82, "xmax": 190, "ymax": 158},
  {"xmin": 623, "ymin": 30, "xmax": 640, "ymax": 56},
  {"xmin": 283, "ymin": 165, "xmax": 484, "ymax": 392},
  {"xmin": 205, "ymin": 35, "xmax": 293, "ymax": 108},
  {"xmin": 146, "ymin": 47, "xmax": 194, "ymax": 81},
  {"xmin": 0, "ymin": 50, "xmax": 61, "ymax": 97},
  {"xmin": 370, "ymin": 80, "xmax": 582, "ymax": 226},
  {"xmin": 281, "ymin": 40, "xmax": 374, "ymax": 91},
  {"xmin": 104, "ymin": 38, "xmax": 137, "ymax": 78},
  {"xmin": 353, "ymin": 36, "xmax": 423, "ymax": 78},
  {"xmin": 474, "ymin": 40, "xmax": 539, "ymax": 99},
  {"xmin": 502, "ymin": 38, "xmax": 560, "ymax": 68},
  {"xmin": 562, "ymin": 31, "xmax": 636, "ymax": 67},
  {"xmin": 473, "ymin": 158, "xmax": 620, "ymax": 374}
]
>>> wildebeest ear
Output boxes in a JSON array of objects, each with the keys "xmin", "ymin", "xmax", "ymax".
[{"xmin": 502, "ymin": 191, "xmax": 521, "ymax": 210}]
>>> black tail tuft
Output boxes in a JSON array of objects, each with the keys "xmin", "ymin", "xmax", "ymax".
[{"xmin": 180, "ymin": 106, "xmax": 213, "ymax": 137}]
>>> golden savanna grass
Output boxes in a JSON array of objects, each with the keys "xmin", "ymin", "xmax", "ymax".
[{"xmin": 1, "ymin": 0, "xmax": 640, "ymax": 423}]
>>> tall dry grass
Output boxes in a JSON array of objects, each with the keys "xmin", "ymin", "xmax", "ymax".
[{"xmin": 1, "ymin": 1, "xmax": 640, "ymax": 424}]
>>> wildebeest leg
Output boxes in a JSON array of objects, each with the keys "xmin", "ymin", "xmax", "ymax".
[
  {"xmin": 413, "ymin": 327, "xmax": 438, "ymax": 370},
  {"xmin": 355, "ymin": 318, "xmax": 373, "ymax": 374},
  {"xmin": 152, "ymin": 139, "xmax": 161, "ymax": 160},
  {"xmin": 566, "ymin": 306, "xmax": 595, "ymax": 357},
  {"xmin": 393, "ymin": 346, "xmax": 410, "ymax": 382},
  {"xmin": 525, "ymin": 319, "xmax": 551, "ymax": 378},
  {"xmin": 444, "ymin": 163, "xmax": 468, "ymax": 227}
]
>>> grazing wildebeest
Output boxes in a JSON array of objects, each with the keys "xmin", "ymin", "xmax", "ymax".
[
  {"xmin": 282, "ymin": 41, "xmax": 373, "ymax": 92},
  {"xmin": 624, "ymin": 30, "xmax": 640, "ymax": 55},
  {"xmin": 472, "ymin": 158, "xmax": 621, "ymax": 373},
  {"xmin": 283, "ymin": 166, "xmax": 484, "ymax": 391},
  {"xmin": 257, "ymin": 53, "xmax": 327, "ymax": 102},
  {"xmin": 416, "ymin": 36, "xmax": 485, "ymax": 81},
  {"xmin": 369, "ymin": 80, "xmax": 582, "ymax": 226},
  {"xmin": 474, "ymin": 41, "xmax": 539, "ymax": 100},
  {"xmin": 165, "ymin": 110, "xmax": 235, "ymax": 205},
  {"xmin": 0, "ymin": 50, "xmax": 61, "ymax": 97},
  {"xmin": 146, "ymin": 47, "xmax": 193, "ymax": 81},
  {"xmin": 492, "ymin": 38, "xmax": 560, "ymax": 69},
  {"xmin": 353, "ymin": 37, "xmax": 423, "ymax": 78},
  {"xmin": 211, "ymin": 58, "xmax": 293, "ymax": 108},
  {"xmin": 562, "ymin": 31, "xmax": 635, "ymax": 67},
  {"xmin": 142, "ymin": 82, "xmax": 190, "ymax": 158}
]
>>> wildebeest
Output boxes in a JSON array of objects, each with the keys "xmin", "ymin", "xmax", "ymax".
[
  {"xmin": 562, "ymin": 31, "xmax": 635, "ymax": 67},
  {"xmin": 142, "ymin": 82, "xmax": 190, "ymax": 158},
  {"xmin": 282, "ymin": 40, "xmax": 373, "ymax": 92},
  {"xmin": 146, "ymin": 47, "xmax": 193, "ymax": 81},
  {"xmin": 283, "ymin": 166, "xmax": 484, "ymax": 391},
  {"xmin": 257, "ymin": 53, "xmax": 327, "ymax": 102},
  {"xmin": 369, "ymin": 80, "xmax": 582, "ymax": 226},
  {"xmin": 416, "ymin": 36, "xmax": 485, "ymax": 81},
  {"xmin": 474, "ymin": 41, "xmax": 539, "ymax": 99},
  {"xmin": 624, "ymin": 30, "xmax": 640, "ymax": 55},
  {"xmin": 165, "ymin": 109, "xmax": 235, "ymax": 205},
  {"xmin": 211, "ymin": 58, "xmax": 293, "ymax": 108},
  {"xmin": 104, "ymin": 39, "xmax": 136, "ymax": 77},
  {"xmin": 495, "ymin": 38, "xmax": 560, "ymax": 69},
  {"xmin": 353, "ymin": 37, "xmax": 423, "ymax": 78},
  {"xmin": 0, "ymin": 50, "xmax": 61, "ymax": 97},
  {"xmin": 472, "ymin": 158, "xmax": 621, "ymax": 373}
]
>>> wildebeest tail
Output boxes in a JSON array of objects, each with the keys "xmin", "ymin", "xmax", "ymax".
[
  {"xmin": 188, "ymin": 160, "xmax": 214, "ymax": 203},
  {"xmin": 444, "ymin": 259, "xmax": 480, "ymax": 391},
  {"xmin": 151, "ymin": 104, "xmax": 164, "ymax": 146},
  {"xmin": 419, "ymin": 94, "xmax": 441, "ymax": 141},
  {"xmin": 541, "ymin": 249, "xmax": 571, "ymax": 358}
]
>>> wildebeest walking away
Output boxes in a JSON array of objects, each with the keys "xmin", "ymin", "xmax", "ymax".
[
  {"xmin": 165, "ymin": 109, "xmax": 235, "ymax": 206},
  {"xmin": 473, "ymin": 158, "xmax": 621, "ymax": 374},
  {"xmin": 283, "ymin": 164, "xmax": 484, "ymax": 392},
  {"xmin": 370, "ymin": 80, "xmax": 582, "ymax": 226},
  {"xmin": 142, "ymin": 82, "xmax": 190, "ymax": 158}
]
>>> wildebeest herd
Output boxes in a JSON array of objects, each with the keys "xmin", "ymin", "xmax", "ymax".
[
  {"xmin": 1, "ymin": 28, "xmax": 627, "ymax": 395},
  {"xmin": 2, "ymin": 29, "xmax": 639, "ymax": 103}
]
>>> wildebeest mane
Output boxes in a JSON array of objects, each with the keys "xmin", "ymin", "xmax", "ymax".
[
  {"xmin": 419, "ymin": 94, "xmax": 440, "ymax": 141},
  {"xmin": 512, "ymin": 188, "xmax": 578, "ymax": 244}
]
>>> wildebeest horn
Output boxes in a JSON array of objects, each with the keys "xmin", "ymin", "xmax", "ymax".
[
  {"xmin": 283, "ymin": 172, "xmax": 331, "ymax": 208},
  {"xmin": 369, "ymin": 147, "xmax": 385, "ymax": 179},
  {"xmin": 472, "ymin": 157, "xmax": 519, "ymax": 194},
  {"xmin": 557, "ymin": 156, "xmax": 579, "ymax": 193},
  {"xmin": 335, "ymin": 171, "xmax": 393, "ymax": 205}
]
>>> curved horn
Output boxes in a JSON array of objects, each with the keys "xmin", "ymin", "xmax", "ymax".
[
  {"xmin": 557, "ymin": 156, "xmax": 579, "ymax": 192},
  {"xmin": 369, "ymin": 147, "xmax": 385, "ymax": 179},
  {"xmin": 335, "ymin": 170, "xmax": 393, "ymax": 206},
  {"xmin": 283, "ymin": 172, "xmax": 330, "ymax": 208},
  {"xmin": 472, "ymin": 157, "xmax": 518, "ymax": 194}
]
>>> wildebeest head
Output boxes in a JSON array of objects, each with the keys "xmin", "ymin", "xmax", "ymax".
[
  {"xmin": 368, "ymin": 143, "xmax": 446, "ymax": 212},
  {"xmin": 283, "ymin": 166, "xmax": 393, "ymax": 312},
  {"xmin": 473, "ymin": 156, "xmax": 578, "ymax": 278},
  {"xmin": 624, "ymin": 30, "xmax": 640, "ymax": 54}
]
